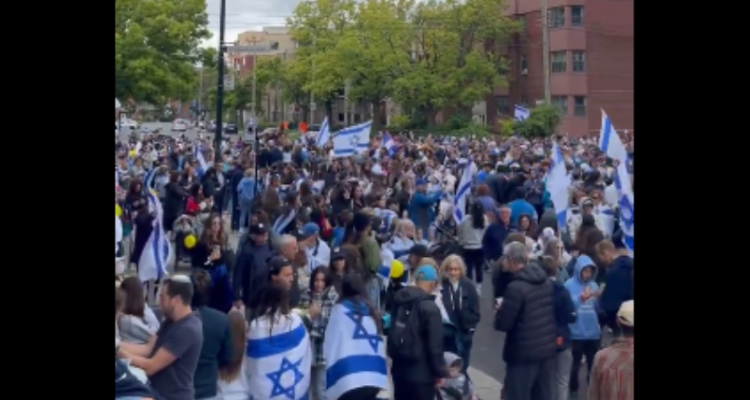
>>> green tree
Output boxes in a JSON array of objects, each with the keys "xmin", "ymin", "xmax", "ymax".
[
  {"xmin": 513, "ymin": 103, "xmax": 562, "ymax": 138},
  {"xmin": 391, "ymin": 0, "xmax": 518, "ymax": 124},
  {"xmin": 115, "ymin": 0, "xmax": 210, "ymax": 104},
  {"xmin": 288, "ymin": 0, "xmax": 358, "ymax": 123}
]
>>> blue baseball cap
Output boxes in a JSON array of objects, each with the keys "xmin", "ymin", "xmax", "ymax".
[
  {"xmin": 414, "ymin": 265, "xmax": 439, "ymax": 282},
  {"xmin": 297, "ymin": 222, "xmax": 320, "ymax": 240}
]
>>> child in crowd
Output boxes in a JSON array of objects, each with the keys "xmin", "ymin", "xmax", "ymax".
[{"xmin": 439, "ymin": 352, "xmax": 478, "ymax": 400}]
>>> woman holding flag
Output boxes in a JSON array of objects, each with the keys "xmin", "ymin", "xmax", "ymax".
[{"xmin": 191, "ymin": 214, "xmax": 233, "ymax": 313}]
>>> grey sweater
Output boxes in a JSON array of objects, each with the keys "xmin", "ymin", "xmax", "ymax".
[{"xmin": 457, "ymin": 217, "xmax": 485, "ymax": 250}]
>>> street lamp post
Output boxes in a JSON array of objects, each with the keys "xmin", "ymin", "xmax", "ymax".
[{"xmin": 214, "ymin": 0, "xmax": 227, "ymax": 153}]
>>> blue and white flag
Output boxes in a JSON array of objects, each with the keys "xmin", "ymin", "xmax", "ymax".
[
  {"xmin": 546, "ymin": 143, "xmax": 570, "ymax": 232},
  {"xmin": 138, "ymin": 190, "xmax": 171, "ymax": 281},
  {"xmin": 514, "ymin": 105, "xmax": 530, "ymax": 121},
  {"xmin": 316, "ymin": 117, "xmax": 331, "ymax": 148},
  {"xmin": 247, "ymin": 312, "xmax": 311, "ymax": 400},
  {"xmin": 272, "ymin": 208, "xmax": 298, "ymax": 235},
  {"xmin": 195, "ymin": 146, "xmax": 208, "ymax": 173},
  {"xmin": 600, "ymin": 110, "xmax": 634, "ymax": 252},
  {"xmin": 453, "ymin": 161, "xmax": 477, "ymax": 224},
  {"xmin": 382, "ymin": 133, "xmax": 396, "ymax": 155},
  {"xmin": 333, "ymin": 121, "xmax": 372, "ymax": 158},
  {"xmin": 324, "ymin": 300, "xmax": 388, "ymax": 400},
  {"xmin": 143, "ymin": 168, "xmax": 157, "ymax": 193}
]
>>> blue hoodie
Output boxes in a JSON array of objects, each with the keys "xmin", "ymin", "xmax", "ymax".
[{"xmin": 564, "ymin": 255, "xmax": 601, "ymax": 340}]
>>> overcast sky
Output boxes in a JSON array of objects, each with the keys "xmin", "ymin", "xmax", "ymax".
[{"xmin": 203, "ymin": 0, "xmax": 301, "ymax": 47}]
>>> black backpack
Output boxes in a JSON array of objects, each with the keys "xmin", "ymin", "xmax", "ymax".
[{"xmin": 387, "ymin": 300, "xmax": 423, "ymax": 360}]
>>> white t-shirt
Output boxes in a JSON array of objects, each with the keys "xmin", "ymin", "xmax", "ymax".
[{"xmin": 217, "ymin": 359, "xmax": 251, "ymax": 400}]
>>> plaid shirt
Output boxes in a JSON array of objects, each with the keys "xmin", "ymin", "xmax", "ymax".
[
  {"xmin": 589, "ymin": 338, "xmax": 634, "ymax": 400},
  {"xmin": 298, "ymin": 286, "xmax": 338, "ymax": 366}
]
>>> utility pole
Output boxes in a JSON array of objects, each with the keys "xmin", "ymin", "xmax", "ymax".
[
  {"xmin": 541, "ymin": 0, "xmax": 551, "ymax": 103},
  {"xmin": 214, "ymin": 0, "xmax": 227, "ymax": 152},
  {"xmin": 344, "ymin": 79, "xmax": 351, "ymax": 126},
  {"xmin": 251, "ymin": 41, "xmax": 257, "ymax": 122},
  {"xmin": 197, "ymin": 67, "xmax": 204, "ymax": 123},
  {"xmin": 309, "ymin": 36, "xmax": 316, "ymax": 125}
]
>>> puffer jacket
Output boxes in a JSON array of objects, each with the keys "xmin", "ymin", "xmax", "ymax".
[{"xmin": 494, "ymin": 262, "xmax": 558, "ymax": 364}]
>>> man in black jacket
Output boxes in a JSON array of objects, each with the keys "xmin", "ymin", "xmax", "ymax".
[
  {"xmin": 390, "ymin": 266, "xmax": 448, "ymax": 400},
  {"xmin": 232, "ymin": 223, "xmax": 272, "ymax": 310},
  {"xmin": 495, "ymin": 242, "xmax": 557, "ymax": 400}
]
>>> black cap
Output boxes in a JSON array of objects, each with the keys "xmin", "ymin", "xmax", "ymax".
[
  {"xmin": 249, "ymin": 223, "xmax": 268, "ymax": 235},
  {"xmin": 267, "ymin": 256, "xmax": 291, "ymax": 275},
  {"xmin": 331, "ymin": 247, "xmax": 346, "ymax": 261},
  {"xmin": 409, "ymin": 244, "xmax": 429, "ymax": 258}
]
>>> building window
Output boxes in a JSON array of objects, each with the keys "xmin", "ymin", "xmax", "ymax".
[
  {"xmin": 270, "ymin": 41, "xmax": 279, "ymax": 50},
  {"xmin": 549, "ymin": 8, "xmax": 565, "ymax": 28},
  {"xmin": 574, "ymin": 96, "xmax": 586, "ymax": 116},
  {"xmin": 520, "ymin": 55, "xmax": 528, "ymax": 72},
  {"xmin": 520, "ymin": 95, "xmax": 528, "ymax": 106},
  {"xmin": 571, "ymin": 6, "xmax": 584, "ymax": 27},
  {"xmin": 496, "ymin": 96, "xmax": 510, "ymax": 114},
  {"xmin": 519, "ymin": 17, "xmax": 526, "ymax": 33},
  {"xmin": 552, "ymin": 96, "xmax": 568, "ymax": 115},
  {"xmin": 572, "ymin": 51, "xmax": 585, "ymax": 72},
  {"xmin": 551, "ymin": 52, "xmax": 566, "ymax": 73}
]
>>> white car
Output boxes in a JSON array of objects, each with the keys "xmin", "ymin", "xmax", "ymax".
[
  {"xmin": 119, "ymin": 119, "xmax": 139, "ymax": 130},
  {"xmin": 171, "ymin": 121, "xmax": 188, "ymax": 132}
]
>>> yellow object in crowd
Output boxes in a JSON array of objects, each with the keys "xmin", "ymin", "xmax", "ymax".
[
  {"xmin": 390, "ymin": 260, "xmax": 404, "ymax": 278},
  {"xmin": 184, "ymin": 234, "xmax": 197, "ymax": 249},
  {"xmin": 115, "ymin": 204, "xmax": 122, "ymax": 217}
]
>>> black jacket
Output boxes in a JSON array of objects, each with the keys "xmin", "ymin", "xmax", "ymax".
[
  {"xmin": 439, "ymin": 278, "xmax": 481, "ymax": 339},
  {"xmin": 389, "ymin": 287, "xmax": 448, "ymax": 384},
  {"xmin": 494, "ymin": 263, "xmax": 557, "ymax": 364},
  {"xmin": 233, "ymin": 239, "xmax": 273, "ymax": 306}
]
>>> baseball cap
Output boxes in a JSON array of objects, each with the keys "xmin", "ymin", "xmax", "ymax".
[
  {"xmin": 268, "ymin": 256, "xmax": 291, "ymax": 275},
  {"xmin": 617, "ymin": 300, "xmax": 634, "ymax": 327},
  {"xmin": 409, "ymin": 244, "xmax": 429, "ymax": 258},
  {"xmin": 414, "ymin": 265, "xmax": 438, "ymax": 282},
  {"xmin": 331, "ymin": 247, "xmax": 346, "ymax": 261},
  {"xmin": 297, "ymin": 222, "xmax": 320, "ymax": 240},
  {"xmin": 249, "ymin": 223, "xmax": 268, "ymax": 235}
]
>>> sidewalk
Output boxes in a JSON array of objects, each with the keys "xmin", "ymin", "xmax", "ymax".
[{"xmin": 378, "ymin": 359, "xmax": 502, "ymax": 399}]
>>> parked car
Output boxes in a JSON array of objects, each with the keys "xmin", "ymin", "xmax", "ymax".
[
  {"xmin": 171, "ymin": 121, "xmax": 188, "ymax": 132},
  {"xmin": 224, "ymin": 124, "xmax": 238, "ymax": 134}
]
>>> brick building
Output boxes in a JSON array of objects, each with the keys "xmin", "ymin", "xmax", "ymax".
[{"xmin": 488, "ymin": 0, "xmax": 634, "ymax": 136}]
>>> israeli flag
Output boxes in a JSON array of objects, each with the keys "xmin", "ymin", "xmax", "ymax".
[
  {"xmin": 316, "ymin": 117, "xmax": 331, "ymax": 148},
  {"xmin": 546, "ymin": 143, "xmax": 570, "ymax": 232},
  {"xmin": 272, "ymin": 207, "xmax": 298, "ymax": 235},
  {"xmin": 333, "ymin": 121, "xmax": 372, "ymax": 158},
  {"xmin": 324, "ymin": 300, "xmax": 388, "ymax": 400},
  {"xmin": 382, "ymin": 133, "xmax": 396, "ymax": 155},
  {"xmin": 246, "ymin": 313, "xmax": 311, "ymax": 400},
  {"xmin": 195, "ymin": 145, "xmax": 208, "ymax": 173},
  {"xmin": 138, "ymin": 190, "xmax": 172, "ymax": 282},
  {"xmin": 453, "ymin": 161, "xmax": 477, "ymax": 223},
  {"xmin": 143, "ymin": 168, "xmax": 157, "ymax": 193},
  {"xmin": 514, "ymin": 105, "xmax": 530, "ymax": 121},
  {"xmin": 600, "ymin": 110, "xmax": 634, "ymax": 252}
]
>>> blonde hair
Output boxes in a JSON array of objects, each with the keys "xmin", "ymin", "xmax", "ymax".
[
  {"xmin": 394, "ymin": 219, "xmax": 415, "ymax": 236},
  {"xmin": 439, "ymin": 255, "xmax": 466, "ymax": 279}
]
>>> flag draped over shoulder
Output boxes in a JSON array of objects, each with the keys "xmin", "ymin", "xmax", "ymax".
[
  {"xmin": 324, "ymin": 300, "xmax": 388, "ymax": 400},
  {"xmin": 453, "ymin": 161, "xmax": 477, "ymax": 223},
  {"xmin": 246, "ymin": 312, "xmax": 311, "ymax": 400}
]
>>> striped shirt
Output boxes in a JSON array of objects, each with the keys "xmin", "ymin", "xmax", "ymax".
[{"xmin": 589, "ymin": 338, "xmax": 634, "ymax": 400}]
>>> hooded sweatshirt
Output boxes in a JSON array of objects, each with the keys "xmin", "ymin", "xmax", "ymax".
[{"xmin": 564, "ymin": 255, "xmax": 601, "ymax": 340}]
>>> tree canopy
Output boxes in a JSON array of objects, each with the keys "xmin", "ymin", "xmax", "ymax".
[
  {"xmin": 115, "ymin": 0, "xmax": 211, "ymax": 104},
  {"xmin": 283, "ymin": 0, "xmax": 520, "ymax": 129}
]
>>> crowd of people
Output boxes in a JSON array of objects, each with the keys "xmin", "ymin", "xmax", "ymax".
[{"xmin": 115, "ymin": 127, "xmax": 634, "ymax": 400}]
